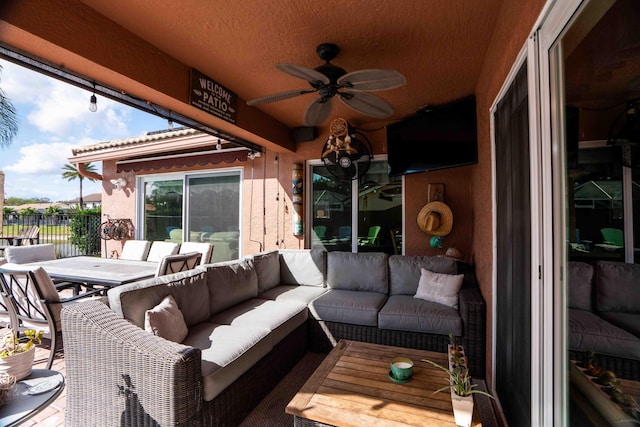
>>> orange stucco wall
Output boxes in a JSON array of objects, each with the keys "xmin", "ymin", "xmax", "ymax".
[{"xmin": 472, "ymin": 0, "xmax": 547, "ymax": 380}]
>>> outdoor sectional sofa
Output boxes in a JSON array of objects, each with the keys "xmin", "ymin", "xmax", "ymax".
[
  {"xmin": 568, "ymin": 260, "xmax": 640, "ymax": 380},
  {"xmin": 61, "ymin": 249, "xmax": 486, "ymax": 427}
]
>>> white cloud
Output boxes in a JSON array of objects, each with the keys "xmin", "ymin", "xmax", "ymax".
[
  {"xmin": 4, "ymin": 140, "xmax": 102, "ymax": 175},
  {"xmin": 1, "ymin": 59, "xmax": 132, "ymax": 140}
]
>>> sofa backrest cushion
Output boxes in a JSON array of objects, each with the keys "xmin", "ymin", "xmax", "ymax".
[
  {"xmin": 253, "ymin": 250, "xmax": 281, "ymax": 293},
  {"xmin": 595, "ymin": 261, "xmax": 640, "ymax": 313},
  {"xmin": 108, "ymin": 268, "xmax": 210, "ymax": 328},
  {"xmin": 327, "ymin": 252, "xmax": 388, "ymax": 293},
  {"xmin": 388, "ymin": 255, "xmax": 457, "ymax": 295},
  {"xmin": 568, "ymin": 261, "xmax": 594, "ymax": 311},
  {"xmin": 202, "ymin": 258, "xmax": 258, "ymax": 315},
  {"xmin": 279, "ymin": 249, "xmax": 325, "ymax": 287}
]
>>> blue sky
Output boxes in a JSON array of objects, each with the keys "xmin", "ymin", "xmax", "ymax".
[{"xmin": 0, "ymin": 59, "xmax": 169, "ymax": 202}]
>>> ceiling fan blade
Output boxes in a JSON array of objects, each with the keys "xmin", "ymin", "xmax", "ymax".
[
  {"xmin": 338, "ymin": 92, "xmax": 394, "ymax": 118},
  {"xmin": 247, "ymin": 88, "xmax": 316, "ymax": 106},
  {"xmin": 304, "ymin": 97, "xmax": 333, "ymax": 126},
  {"xmin": 338, "ymin": 69, "xmax": 406, "ymax": 91},
  {"xmin": 277, "ymin": 64, "xmax": 330, "ymax": 84}
]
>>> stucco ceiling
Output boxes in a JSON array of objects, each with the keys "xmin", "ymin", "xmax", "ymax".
[{"xmin": 77, "ymin": 0, "xmax": 504, "ymax": 130}]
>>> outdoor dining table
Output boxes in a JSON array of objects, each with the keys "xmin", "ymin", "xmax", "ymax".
[{"xmin": 23, "ymin": 256, "xmax": 158, "ymax": 289}]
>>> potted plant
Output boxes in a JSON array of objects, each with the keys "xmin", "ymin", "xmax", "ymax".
[
  {"xmin": 0, "ymin": 329, "xmax": 43, "ymax": 381},
  {"xmin": 423, "ymin": 346, "xmax": 494, "ymax": 427}
]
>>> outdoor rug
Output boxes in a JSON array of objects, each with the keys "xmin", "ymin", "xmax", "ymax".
[{"xmin": 238, "ymin": 351, "xmax": 326, "ymax": 427}]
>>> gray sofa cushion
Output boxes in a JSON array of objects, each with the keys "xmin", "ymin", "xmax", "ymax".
[
  {"xmin": 388, "ymin": 255, "xmax": 458, "ymax": 295},
  {"xmin": 252, "ymin": 250, "xmax": 280, "ymax": 293},
  {"xmin": 202, "ymin": 259, "xmax": 258, "ymax": 315},
  {"xmin": 183, "ymin": 322, "xmax": 272, "ymax": 401},
  {"xmin": 108, "ymin": 268, "xmax": 210, "ymax": 328},
  {"xmin": 327, "ymin": 252, "xmax": 388, "ymax": 293},
  {"xmin": 210, "ymin": 298, "xmax": 308, "ymax": 346},
  {"xmin": 599, "ymin": 312, "xmax": 640, "ymax": 338},
  {"xmin": 569, "ymin": 308, "xmax": 640, "ymax": 359},
  {"xmin": 568, "ymin": 261, "xmax": 594, "ymax": 311},
  {"xmin": 596, "ymin": 261, "xmax": 640, "ymax": 313},
  {"xmin": 279, "ymin": 249, "xmax": 325, "ymax": 287},
  {"xmin": 378, "ymin": 295, "xmax": 462, "ymax": 336},
  {"xmin": 309, "ymin": 289, "xmax": 387, "ymax": 326},
  {"xmin": 258, "ymin": 285, "xmax": 328, "ymax": 304}
]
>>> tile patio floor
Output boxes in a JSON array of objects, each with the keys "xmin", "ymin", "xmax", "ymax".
[{"xmin": 21, "ymin": 344, "xmax": 66, "ymax": 427}]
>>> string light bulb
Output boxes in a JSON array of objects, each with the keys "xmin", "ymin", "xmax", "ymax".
[
  {"xmin": 216, "ymin": 139, "xmax": 222, "ymax": 150},
  {"xmin": 88, "ymin": 86, "xmax": 98, "ymax": 113}
]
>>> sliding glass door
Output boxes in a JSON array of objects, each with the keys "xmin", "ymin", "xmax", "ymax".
[
  {"xmin": 140, "ymin": 169, "xmax": 242, "ymax": 262},
  {"xmin": 308, "ymin": 158, "xmax": 402, "ymax": 254}
]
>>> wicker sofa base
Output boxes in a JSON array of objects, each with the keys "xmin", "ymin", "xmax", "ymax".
[
  {"xmin": 308, "ymin": 319, "xmax": 485, "ymax": 377},
  {"xmin": 199, "ymin": 321, "xmax": 309, "ymax": 427},
  {"xmin": 569, "ymin": 349, "xmax": 640, "ymax": 381}
]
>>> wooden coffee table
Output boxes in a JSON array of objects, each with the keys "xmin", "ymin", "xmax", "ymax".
[{"xmin": 286, "ymin": 340, "xmax": 482, "ymax": 426}]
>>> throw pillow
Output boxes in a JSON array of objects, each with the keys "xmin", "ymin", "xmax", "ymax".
[
  {"xmin": 414, "ymin": 267, "xmax": 464, "ymax": 308},
  {"xmin": 144, "ymin": 294, "xmax": 188, "ymax": 343}
]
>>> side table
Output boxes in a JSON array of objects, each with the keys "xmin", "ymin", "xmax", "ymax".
[{"xmin": 0, "ymin": 369, "xmax": 65, "ymax": 427}]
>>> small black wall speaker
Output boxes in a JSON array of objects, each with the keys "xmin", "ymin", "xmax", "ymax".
[{"xmin": 292, "ymin": 126, "xmax": 317, "ymax": 142}]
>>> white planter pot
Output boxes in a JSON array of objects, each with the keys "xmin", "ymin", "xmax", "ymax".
[
  {"xmin": 451, "ymin": 390, "xmax": 474, "ymax": 427},
  {"xmin": 0, "ymin": 347, "xmax": 35, "ymax": 381},
  {"xmin": 448, "ymin": 343, "xmax": 473, "ymax": 426}
]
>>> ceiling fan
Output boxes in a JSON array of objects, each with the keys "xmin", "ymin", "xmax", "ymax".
[{"xmin": 247, "ymin": 43, "xmax": 406, "ymax": 126}]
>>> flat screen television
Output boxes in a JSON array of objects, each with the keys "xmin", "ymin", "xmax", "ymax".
[{"xmin": 386, "ymin": 95, "xmax": 478, "ymax": 176}]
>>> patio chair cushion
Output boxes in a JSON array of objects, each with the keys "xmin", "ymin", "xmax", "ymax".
[
  {"xmin": 258, "ymin": 284, "xmax": 328, "ymax": 305},
  {"xmin": 144, "ymin": 294, "xmax": 188, "ymax": 343},
  {"xmin": 599, "ymin": 311, "xmax": 640, "ymax": 338},
  {"xmin": 568, "ymin": 261, "xmax": 594, "ymax": 311},
  {"xmin": 414, "ymin": 267, "xmax": 464, "ymax": 309},
  {"xmin": 202, "ymin": 258, "xmax": 258, "ymax": 315},
  {"xmin": 32, "ymin": 266, "xmax": 62, "ymax": 329},
  {"xmin": 569, "ymin": 308, "xmax": 640, "ymax": 359},
  {"xmin": 326, "ymin": 251, "xmax": 388, "ymax": 293},
  {"xmin": 108, "ymin": 269, "xmax": 210, "ymax": 328},
  {"xmin": 595, "ymin": 261, "xmax": 640, "ymax": 313},
  {"xmin": 184, "ymin": 322, "xmax": 272, "ymax": 401},
  {"xmin": 146, "ymin": 241, "xmax": 180, "ymax": 263},
  {"xmin": 209, "ymin": 298, "xmax": 307, "ymax": 346},
  {"xmin": 178, "ymin": 241, "xmax": 214, "ymax": 264},
  {"xmin": 5, "ymin": 244, "xmax": 56, "ymax": 264},
  {"xmin": 120, "ymin": 240, "xmax": 151, "ymax": 261},
  {"xmin": 279, "ymin": 249, "xmax": 326, "ymax": 287},
  {"xmin": 378, "ymin": 295, "xmax": 463, "ymax": 336},
  {"xmin": 252, "ymin": 250, "xmax": 280, "ymax": 293},
  {"xmin": 309, "ymin": 289, "xmax": 387, "ymax": 326}
]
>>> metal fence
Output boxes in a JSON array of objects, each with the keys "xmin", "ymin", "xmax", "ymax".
[{"xmin": 1, "ymin": 213, "xmax": 102, "ymax": 258}]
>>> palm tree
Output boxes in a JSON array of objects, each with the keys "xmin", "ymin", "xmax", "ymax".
[
  {"xmin": 0, "ymin": 65, "xmax": 18, "ymax": 149},
  {"xmin": 62, "ymin": 163, "xmax": 97, "ymax": 209}
]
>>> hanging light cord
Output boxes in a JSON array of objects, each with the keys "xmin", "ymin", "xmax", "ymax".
[
  {"xmin": 275, "ymin": 154, "xmax": 280, "ymax": 246},
  {"xmin": 248, "ymin": 155, "xmax": 263, "ymax": 252}
]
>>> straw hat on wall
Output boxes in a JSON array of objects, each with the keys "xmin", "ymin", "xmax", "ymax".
[{"xmin": 417, "ymin": 201, "xmax": 453, "ymax": 236}]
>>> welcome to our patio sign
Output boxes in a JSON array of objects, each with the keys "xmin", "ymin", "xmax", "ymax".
[{"xmin": 189, "ymin": 69, "xmax": 237, "ymax": 124}]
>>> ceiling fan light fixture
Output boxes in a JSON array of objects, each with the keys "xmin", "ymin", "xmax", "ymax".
[{"xmin": 246, "ymin": 43, "xmax": 406, "ymax": 126}]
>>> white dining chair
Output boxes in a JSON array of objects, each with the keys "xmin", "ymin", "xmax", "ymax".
[
  {"xmin": 178, "ymin": 242, "xmax": 214, "ymax": 265},
  {"xmin": 120, "ymin": 240, "xmax": 152, "ymax": 261},
  {"xmin": 146, "ymin": 241, "xmax": 180, "ymax": 263},
  {"xmin": 4, "ymin": 244, "xmax": 56, "ymax": 264},
  {"xmin": 5, "ymin": 244, "xmax": 81, "ymax": 295}
]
